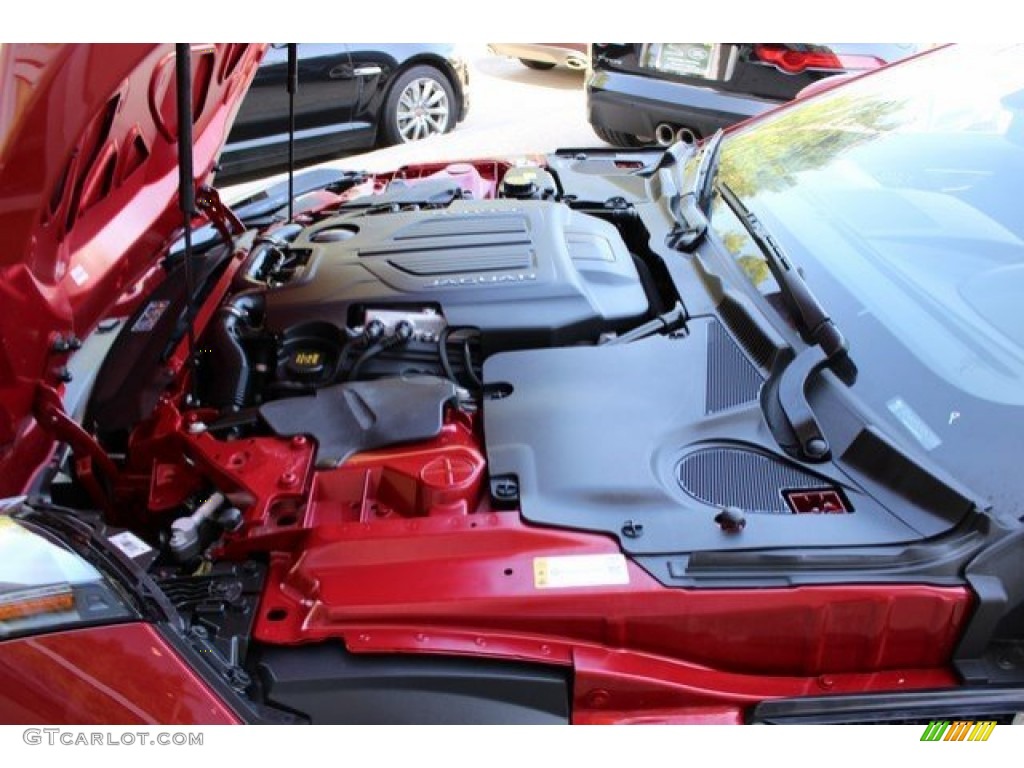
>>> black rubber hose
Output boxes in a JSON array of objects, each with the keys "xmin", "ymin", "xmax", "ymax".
[
  {"xmin": 438, "ymin": 328, "xmax": 457, "ymax": 384},
  {"xmin": 207, "ymin": 291, "xmax": 264, "ymax": 411},
  {"xmin": 346, "ymin": 339, "xmax": 388, "ymax": 382},
  {"xmin": 438, "ymin": 326, "xmax": 482, "ymax": 389},
  {"xmin": 462, "ymin": 336, "xmax": 482, "ymax": 389}
]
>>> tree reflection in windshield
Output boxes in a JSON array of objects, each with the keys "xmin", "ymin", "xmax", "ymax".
[{"xmin": 718, "ymin": 92, "xmax": 908, "ymax": 198}]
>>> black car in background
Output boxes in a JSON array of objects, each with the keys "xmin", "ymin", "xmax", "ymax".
[
  {"xmin": 587, "ymin": 43, "xmax": 918, "ymax": 147},
  {"xmin": 218, "ymin": 43, "xmax": 469, "ymax": 182}
]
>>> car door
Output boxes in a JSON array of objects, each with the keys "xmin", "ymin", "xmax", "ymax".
[
  {"xmin": 342, "ymin": 43, "xmax": 406, "ymax": 138},
  {"xmin": 226, "ymin": 44, "xmax": 362, "ymax": 152}
]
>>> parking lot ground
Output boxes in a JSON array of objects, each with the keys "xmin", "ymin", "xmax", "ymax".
[{"xmin": 221, "ymin": 43, "xmax": 609, "ymax": 202}]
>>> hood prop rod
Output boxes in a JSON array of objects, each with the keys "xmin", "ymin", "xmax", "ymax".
[
  {"xmin": 175, "ymin": 43, "xmax": 200, "ymax": 404},
  {"xmin": 287, "ymin": 43, "xmax": 298, "ymax": 221}
]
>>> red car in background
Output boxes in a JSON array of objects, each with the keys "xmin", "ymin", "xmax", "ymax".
[{"xmin": 2, "ymin": 43, "xmax": 1024, "ymax": 725}]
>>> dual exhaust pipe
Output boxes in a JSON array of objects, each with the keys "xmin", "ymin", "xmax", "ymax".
[
  {"xmin": 655, "ymin": 122, "xmax": 698, "ymax": 146},
  {"xmin": 565, "ymin": 55, "xmax": 588, "ymax": 71}
]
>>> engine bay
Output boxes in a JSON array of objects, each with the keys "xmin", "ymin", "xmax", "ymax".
[{"xmin": 25, "ymin": 153, "xmax": 982, "ymax": 723}]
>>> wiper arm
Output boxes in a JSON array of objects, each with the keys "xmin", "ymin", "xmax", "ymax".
[
  {"xmin": 718, "ymin": 182, "xmax": 855, "ymax": 462},
  {"xmin": 718, "ymin": 182, "xmax": 847, "ymax": 358},
  {"xmin": 667, "ymin": 129, "xmax": 724, "ymax": 251},
  {"xmin": 693, "ymin": 128, "xmax": 724, "ymax": 215}
]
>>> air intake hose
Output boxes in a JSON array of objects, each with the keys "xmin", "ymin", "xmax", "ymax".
[{"xmin": 208, "ymin": 291, "xmax": 264, "ymax": 411}]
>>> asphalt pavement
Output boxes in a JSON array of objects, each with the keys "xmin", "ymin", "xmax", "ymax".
[{"xmin": 220, "ymin": 44, "xmax": 609, "ymax": 203}]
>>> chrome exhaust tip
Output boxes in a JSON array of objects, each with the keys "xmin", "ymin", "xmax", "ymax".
[
  {"xmin": 565, "ymin": 56, "xmax": 587, "ymax": 71},
  {"xmin": 675, "ymin": 126, "xmax": 699, "ymax": 145},
  {"xmin": 654, "ymin": 123, "xmax": 676, "ymax": 146}
]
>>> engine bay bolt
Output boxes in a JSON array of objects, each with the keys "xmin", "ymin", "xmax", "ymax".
[
  {"xmin": 228, "ymin": 668, "xmax": 251, "ymax": 690},
  {"xmin": 804, "ymin": 438, "xmax": 829, "ymax": 459},
  {"xmin": 586, "ymin": 689, "xmax": 610, "ymax": 708},
  {"xmin": 621, "ymin": 519, "xmax": 644, "ymax": 539},
  {"xmin": 217, "ymin": 506, "xmax": 244, "ymax": 532},
  {"xmin": 394, "ymin": 319, "xmax": 415, "ymax": 342},
  {"xmin": 493, "ymin": 478, "xmax": 518, "ymax": 500},
  {"xmin": 715, "ymin": 506, "xmax": 746, "ymax": 533},
  {"xmin": 364, "ymin": 318, "xmax": 386, "ymax": 342},
  {"xmin": 50, "ymin": 334, "xmax": 82, "ymax": 353},
  {"xmin": 279, "ymin": 472, "xmax": 298, "ymax": 488},
  {"xmin": 818, "ymin": 676, "xmax": 834, "ymax": 690},
  {"xmin": 291, "ymin": 435, "xmax": 307, "ymax": 448},
  {"xmin": 475, "ymin": 637, "xmax": 486, "ymax": 647}
]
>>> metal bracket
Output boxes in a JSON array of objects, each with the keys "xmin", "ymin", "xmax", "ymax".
[
  {"xmin": 196, "ymin": 185, "xmax": 245, "ymax": 246},
  {"xmin": 33, "ymin": 383, "xmax": 117, "ymax": 508}
]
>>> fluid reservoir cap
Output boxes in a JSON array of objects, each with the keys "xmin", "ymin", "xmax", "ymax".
[
  {"xmin": 445, "ymin": 163, "xmax": 475, "ymax": 176},
  {"xmin": 287, "ymin": 348, "xmax": 326, "ymax": 378},
  {"xmin": 421, "ymin": 454, "xmax": 478, "ymax": 489},
  {"xmin": 500, "ymin": 166, "xmax": 541, "ymax": 199}
]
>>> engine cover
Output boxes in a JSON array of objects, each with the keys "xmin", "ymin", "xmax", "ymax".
[{"xmin": 263, "ymin": 200, "xmax": 649, "ymax": 346}]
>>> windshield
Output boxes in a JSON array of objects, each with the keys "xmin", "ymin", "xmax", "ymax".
[{"xmin": 708, "ymin": 44, "xmax": 1024, "ymax": 500}]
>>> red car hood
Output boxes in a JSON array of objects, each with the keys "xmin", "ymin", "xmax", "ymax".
[{"xmin": 0, "ymin": 44, "xmax": 263, "ymax": 460}]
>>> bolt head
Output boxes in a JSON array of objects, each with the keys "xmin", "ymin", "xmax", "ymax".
[{"xmin": 805, "ymin": 438, "xmax": 828, "ymax": 458}]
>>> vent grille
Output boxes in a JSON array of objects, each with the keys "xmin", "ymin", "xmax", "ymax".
[
  {"xmin": 719, "ymin": 298, "xmax": 775, "ymax": 369},
  {"xmin": 677, "ymin": 447, "xmax": 834, "ymax": 514},
  {"xmin": 393, "ymin": 215, "xmax": 529, "ymax": 240},
  {"xmin": 385, "ymin": 246, "xmax": 533, "ymax": 276},
  {"xmin": 706, "ymin": 321, "xmax": 763, "ymax": 413}
]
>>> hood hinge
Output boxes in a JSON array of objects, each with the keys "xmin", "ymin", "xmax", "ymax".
[
  {"xmin": 196, "ymin": 185, "xmax": 245, "ymax": 246},
  {"xmin": 33, "ymin": 384, "xmax": 117, "ymax": 510}
]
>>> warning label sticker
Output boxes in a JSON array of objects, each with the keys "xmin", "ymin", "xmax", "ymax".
[
  {"xmin": 107, "ymin": 531, "xmax": 153, "ymax": 559},
  {"xmin": 131, "ymin": 300, "xmax": 170, "ymax": 333},
  {"xmin": 533, "ymin": 554, "xmax": 629, "ymax": 589}
]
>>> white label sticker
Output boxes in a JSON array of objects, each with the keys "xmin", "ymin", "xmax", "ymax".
[
  {"xmin": 533, "ymin": 554, "xmax": 629, "ymax": 589},
  {"xmin": 887, "ymin": 397, "xmax": 942, "ymax": 451},
  {"xmin": 69, "ymin": 265, "xmax": 89, "ymax": 286},
  {"xmin": 108, "ymin": 531, "xmax": 153, "ymax": 559}
]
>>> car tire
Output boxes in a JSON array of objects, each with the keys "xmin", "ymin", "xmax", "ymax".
[
  {"xmin": 382, "ymin": 65, "xmax": 456, "ymax": 145},
  {"xmin": 591, "ymin": 124, "xmax": 644, "ymax": 148},
  {"xmin": 519, "ymin": 59, "xmax": 556, "ymax": 70}
]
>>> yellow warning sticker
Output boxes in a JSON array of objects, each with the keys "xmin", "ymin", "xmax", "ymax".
[{"xmin": 533, "ymin": 554, "xmax": 629, "ymax": 589}]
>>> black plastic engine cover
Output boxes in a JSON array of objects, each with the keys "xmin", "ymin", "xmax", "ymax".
[
  {"xmin": 259, "ymin": 376, "xmax": 456, "ymax": 468},
  {"xmin": 254, "ymin": 643, "xmax": 570, "ymax": 724},
  {"xmin": 263, "ymin": 200, "xmax": 649, "ymax": 347}
]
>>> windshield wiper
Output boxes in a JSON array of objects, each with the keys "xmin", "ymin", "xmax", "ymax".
[
  {"xmin": 667, "ymin": 129, "xmax": 724, "ymax": 251},
  {"xmin": 693, "ymin": 128, "xmax": 724, "ymax": 214},
  {"xmin": 718, "ymin": 182, "xmax": 847, "ymax": 358},
  {"xmin": 718, "ymin": 181, "xmax": 855, "ymax": 462}
]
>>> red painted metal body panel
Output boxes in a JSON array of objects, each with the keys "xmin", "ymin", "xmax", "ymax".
[
  {"xmin": 230, "ymin": 417, "xmax": 970, "ymax": 718},
  {"xmin": 110, "ymin": 395, "xmax": 972, "ymax": 719},
  {"xmin": 0, "ymin": 623, "xmax": 239, "ymax": 724},
  {"xmin": 0, "ymin": 43, "xmax": 264, "ymax": 495},
  {"xmin": 251, "ymin": 490, "xmax": 969, "ymax": 678}
]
